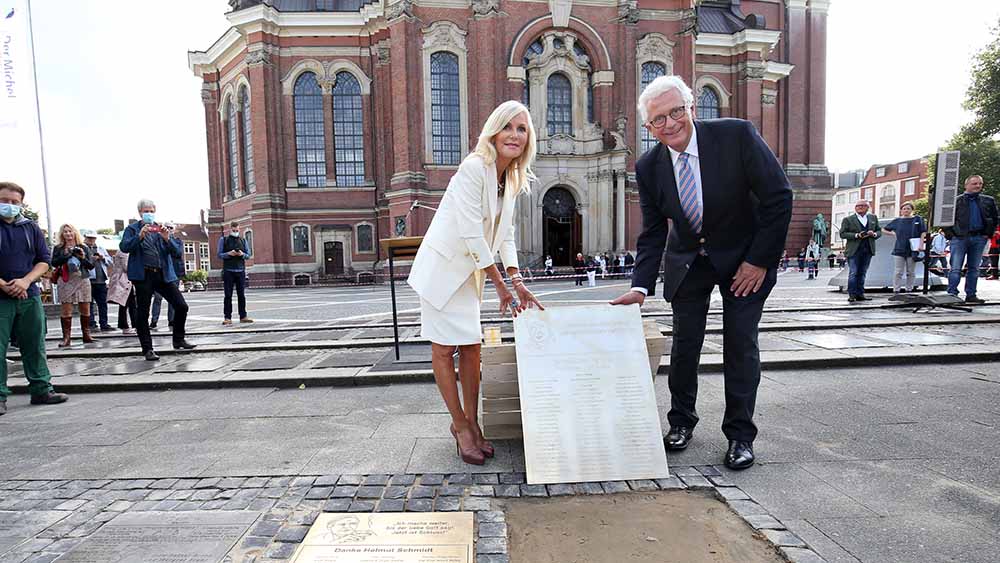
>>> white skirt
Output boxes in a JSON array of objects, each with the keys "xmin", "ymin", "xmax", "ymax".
[{"xmin": 419, "ymin": 274, "xmax": 482, "ymax": 346}]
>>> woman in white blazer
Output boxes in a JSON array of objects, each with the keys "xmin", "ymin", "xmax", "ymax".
[{"xmin": 407, "ymin": 101, "xmax": 544, "ymax": 465}]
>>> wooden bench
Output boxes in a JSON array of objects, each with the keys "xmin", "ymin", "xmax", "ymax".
[{"xmin": 479, "ymin": 320, "xmax": 668, "ymax": 440}]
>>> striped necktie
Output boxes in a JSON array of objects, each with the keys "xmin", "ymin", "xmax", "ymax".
[{"xmin": 677, "ymin": 152, "xmax": 702, "ymax": 234}]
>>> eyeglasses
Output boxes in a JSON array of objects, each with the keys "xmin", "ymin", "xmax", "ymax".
[{"xmin": 646, "ymin": 106, "xmax": 688, "ymax": 129}]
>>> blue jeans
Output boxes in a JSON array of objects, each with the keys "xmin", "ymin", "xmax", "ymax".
[
  {"xmin": 847, "ymin": 244, "xmax": 873, "ymax": 296},
  {"xmin": 947, "ymin": 235, "xmax": 988, "ymax": 297},
  {"xmin": 89, "ymin": 282, "xmax": 110, "ymax": 328}
]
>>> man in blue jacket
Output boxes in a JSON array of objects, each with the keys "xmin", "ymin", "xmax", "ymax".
[
  {"xmin": 0, "ymin": 182, "xmax": 69, "ymax": 415},
  {"xmin": 119, "ymin": 199, "xmax": 196, "ymax": 361}
]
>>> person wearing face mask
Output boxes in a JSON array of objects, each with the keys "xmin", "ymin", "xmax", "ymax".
[
  {"xmin": 119, "ymin": 199, "xmax": 196, "ymax": 361},
  {"xmin": 0, "ymin": 182, "xmax": 69, "ymax": 415},
  {"xmin": 946, "ymin": 175, "xmax": 998, "ymax": 303},
  {"xmin": 217, "ymin": 221, "xmax": 253, "ymax": 326}
]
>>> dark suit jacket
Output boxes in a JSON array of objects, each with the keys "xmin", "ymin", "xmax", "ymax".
[
  {"xmin": 950, "ymin": 192, "xmax": 998, "ymax": 238},
  {"xmin": 839, "ymin": 213, "xmax": 880, "ymax": 257},
  {"xmin": 630, "ymin": 119, "xmax": 793, "ymax": 300}
]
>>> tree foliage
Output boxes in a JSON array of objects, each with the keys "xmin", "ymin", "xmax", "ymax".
[
  {"xmin": 19, "ymin": 203, "xmax": 39, "ymax": 222},
  {"xmin": 962, "ymin": 20, "xmax": 1000, "ymax": 139},
  {"xmin": 184, "ymin": 270, "xmax": 208, "ymax": 284},
  {"xmin": 96, "ymin": 228, "xmax": 114, "ymax": 235},
  {"xmin": 927, "ymin": 130, "xmax": 1000, "ymax": 205}
]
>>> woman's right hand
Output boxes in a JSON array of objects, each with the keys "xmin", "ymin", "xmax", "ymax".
[{"xmin": 496, "ymin": 283, "xmax": 515, "ymax": 316}]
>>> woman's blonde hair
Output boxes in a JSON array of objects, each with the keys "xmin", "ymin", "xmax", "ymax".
[
  {"xmin": 471, "ymin": 100, "xmax": 537, "ymax": 195},
  {"xmin": 57, "ymin": 223, "xmax": 82, "ymax": 247}
]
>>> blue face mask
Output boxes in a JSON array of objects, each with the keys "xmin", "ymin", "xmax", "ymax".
[
  {"xmin": 142, "ymin": 212, "xmax": 155, "ymax": 224},
  {"xmin": 0, "ymin": 203, "xmax": 21, "ymax": 219}
]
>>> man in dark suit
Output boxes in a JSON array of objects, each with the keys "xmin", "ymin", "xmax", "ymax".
[
  {"xmin": 611, "ymin": 76, "xmax": 792, "ymax": 470},
  {"xmin": 839, "ymin": 200, "xmax": 880, "ymax": 302}
]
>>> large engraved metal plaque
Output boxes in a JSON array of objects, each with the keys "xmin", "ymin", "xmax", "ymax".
[
  {"xmin": 56, "ymin": 511, "xmax": 259, "ymax": 562},
  {"xmin": 513, "ymin": 304, "xmax": 669, "ymax": 484},
  {"xmin": 290, "ymin": 513, "xmax": 474, "ymax": 562}
]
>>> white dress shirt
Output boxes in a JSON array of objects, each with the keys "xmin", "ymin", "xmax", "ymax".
[
  {"xmin": 632, "ymin": 128, "xmax": 704, "ymax": 296},
  {"xmin": 855, "ymin": 213, "xmax": 868, "ymax": 228}
]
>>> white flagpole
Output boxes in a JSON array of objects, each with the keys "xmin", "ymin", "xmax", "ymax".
[{"xmin": 25, "ymin": 0, "xmax": 52, "ymax": 238}]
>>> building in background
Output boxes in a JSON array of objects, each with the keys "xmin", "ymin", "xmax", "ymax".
[
  {"xmin": 189, "ymin": 0, "xmax": 832, "ymax": 286},
  {"xmin": 173, "ymin": 223, "xmax": 212, "ymax": 275},
  {"xmin": 829, "ymin": 158, "xmax": 928, "ymax": 249}
]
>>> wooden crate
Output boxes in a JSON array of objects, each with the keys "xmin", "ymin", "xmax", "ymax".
[{"xmin": 480, "ymin": 320, "xmax": 667, "ymax": 440}]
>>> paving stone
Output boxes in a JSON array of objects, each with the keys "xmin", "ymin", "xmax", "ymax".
[
  {"xmin": 348, "ymin": 500, "xmax": 376, "ymax": 512},
  {"xmin": 476, "ymin": 555, "xmax": 510, "ymax": 563},
  {"xmin": 744, "ymin": 514, "xmax": 785, "ymax": 530},
  {"xmin": 447, "ymin": 474, "xmax": 473, "ymax": 485},
  {"xmin": 478, "ymin": 522, "xmax": 508, "ymax": 538},
  {"xmin": 275, "ymin": 525, "xmax": 310, "ymax": 543},
  {"xmin": 473, "ymin": 474, "xmax": 500, "ymax": 485},
  {"xmin": 671, "ymin": 466, "xmax": 701, "ymax": 477},
  {"xmin": 330, "ymin": 486, "xmax": 357, "ymax": 498},
  {"xmin": 435, "ymin": 485, "xmax": 462, "ymax": 497},
  {"xmin": 217, "ymin": 478, "xmax": 247, "ymax": 489},
  {"xmin": 499, "ymin": 473, "xmax": 526, "ymax": 485},
  {"xmin": 727, "ymin": 500, "xmax": 770, "ymax": 517},
  {"xmin": 239, "ymin": 536, "xmax": 271, "ymax": 549},
  {"xmin": 708, "ymin": 475, "xmax": 736, "ymax": 487},
  {"xmin": 174, "ymin": 501, "xmax": 205, "ymax": 511},
  {"xmin": 243, "ymin": 477, "xmax": 270, "ymax": 489},
  {"xmin": 469, "ymin": 485, "xmax": 494, "ymax": 497},
  {"xmin": 476, "ymin": 537, "xmax": 508, "ymax": 555},
  {"xmin": 304, "ymin": 487, "xmax": 333, "ymax": 500},
  {"xmin": 323, "ymin": 499, "xmax": 352, "ymax": 512},
  {"xmin": 167, "ymin": 490, "xmax": 194, "ymax": 501},
  {"xmin": 376, "ymin": 499, "xmax": 405, "ymax": 512},
  {"xmin": 265, "ymin": 542, "xmax": 298, "ymax": 559},
  {"xmin": 130, "ymin": 500, "xmax": 160, "ymax": 511},
  {"xmin": 419, "ymin": 474, "xmax": 444, "ymax": 486},
  {"xmin": 355, "ymin": 486, "xmax": 385, "ymax": 499},
  {"xmin": 194, "ymin": 478, "xmax": 222, "ymax": 489},
  {"xmin": 601, "ymin": 481, "xmax": 631, "ymax": 494},
  {"xmin": 695, "ymin": 465, "xmax": 723, "ymax": 477},
  {"xmin": 149, "ymin": 478, "xmax": 179, "ymax": 490},
  {"xmin": 627, "ymin": 480, "xmax": 658, "ymax": 492},
  {"xmin": 678, "ymin": 475, "xmax": 713, "ymax": 489},
  {"xmin": 716, "ymin": 487, "xmax": 750, "ymax": 501},
  {"xmin": 244, "ymin": 498, "xmax": 274, "ymax": 512},
  {"xmin": 547, "ymin": 484, "xmax": 574, "ymax": 496},
  {"xmin": 406, "ymin": 499, "xmax": 433, "ymax": 512},
  {"xmin": 288, "ymin": 510, "xmax": 320, "ymax": 526},
  {"xmin": 363, "ymin": 474, "xmax": 390, "ymax": 486},
  {"xmin": 572, "ymin": 483, "xmax": 605, "ymax": 495},
  {"xmin": 476, "ymin": 511, "xmax": 505, "ymax": 523},
  {"xmin": 152, "ymin": 500, "xmax": 182, "ymax": 511},
  {"xmin": 390, "ymin": 475, "xmax": 416, "ymax": 486},
  {"xmin": 53, "ymin": 499, "xmax": 89, "ymax": 511},
  {"xmin": 337, "ymin": 475, "xmax": 364, "ymax": 485},
  {"xmin": 382, "ymin": 486, "xmax": 409, "ymax": 500},
  {"xmin": 290, "ymin": 476, "xmax": 317, "ymax": 488},
  {"xmin": 172, "ymin": 479, "xmax": 199, "ymax": 489},
  {"xmin": 494, "ymin": 485, "xmax": 520, "ymax": 498},
  {"xmin": 778, "ymin": 547, "xmax": 826, "ymax": 563},
  {"xmin": 214, "ymin": 490, "xmax": 239, "ymax": 500},
  {"xmin": 267, "ymin": 477, "xmax": 293, "ymax": 488},
  {"xmin": 189, "ymin": 489, "xmax": 218, "ymax": 501},
  {"xmin": 236, "ymin": 355, "xmax": 309, "ymax": 371},
  {"xmin": 763, "ymin": 529, "xmax": 808, "ymax": 548},
  {"xmin": 435, "ymin": 497, "xmax": 462, "ymax": 511},
  {"xmin": 260, "ymin": 487, "xmax": 286, "ymax": 499},
  {"xmin": 105, "ymin": 500, "xmax": 133, "ymax": 512},
  {"xmin": 199, "ymin": 499, "xmax": 229, "ymax": 510},
  {"xmin": 520, "ymin": 485, "xmax": 547, "ymax": 497},
  {"xmin": 409, "ymin": 486, "xmax": 436, "ymax": 499},
  {"xmin": 463, "ymin": 498, "xmax": 491, "ymax": 511}
]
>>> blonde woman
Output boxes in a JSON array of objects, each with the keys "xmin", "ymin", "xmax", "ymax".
[
  {"xmin": 408, "ymin": 101, "xmax": 544, "ymax": 465},
  {"xmin": 50, "ymin": 224, "xmax": 95, "ymax": 347}
]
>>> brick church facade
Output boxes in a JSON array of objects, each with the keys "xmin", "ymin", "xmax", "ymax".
[{"xmin": 189, "ymin": 0, "xmax": 832, "ymax": 286}]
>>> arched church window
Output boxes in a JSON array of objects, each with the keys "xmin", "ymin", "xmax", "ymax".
[
  {"xmin": 331, "ymin": 72, "xmax": 365, "ymax": 186},
  {"xmin": 293, "ymin": 72, "xmax": 327, "ymax": 187},
  {"xmin": 640, "ymin": 62, "xmax": 667, "ymax": 154},
  {"xmin": 226, "ymin": 97, "xmax": 240, "ymax": 197},
  {"xmin": 239, "ymin": 86, "xmax": 255, "ymax": 193},
  {"xmin": 430, "ymin": 52, "xmax": 461, "ymax": 165},
  {"xmin": 547, "ymin": 73, "xmax": 572, "ymax": 136},
  {"xmin": 697, "ymin": 87, "xmax": 721, "ymax": 120}
]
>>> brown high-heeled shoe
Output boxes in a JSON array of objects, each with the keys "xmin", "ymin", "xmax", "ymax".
[
  {"xmin": 450, "ymin": 424, "xmax": 485, "ymax": 465},
  {"xmin": 470, "ymin": 422, "xmax": 495, "ymax": 458}
]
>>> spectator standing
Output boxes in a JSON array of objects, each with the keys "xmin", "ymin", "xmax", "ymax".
[
  {"xmin": 544, "ymin": 255, "xmax": 553, "ymax": 276},
  {"xmin": 573, "ymin": 253, "xmax": 586, "ymax": 286},
  {"xmin": 119, "ymin": 199, "xmax": 196, "ymax": 361},
  {"xmin": 218, "ymin": 221, "xmax": 254, "ymax": 325},
  {"xmin": 780, "ymin": 250, "xmax": 789, "ymax": 271},
  {"xmin": 882, "ymin": 202, "xmax": 926, "ymax": 293},
  {"xmin": 108, "ymin": 250, "xmax": 136, "ymax": 334},
  {"xmin": 50, "ymin": 224, "xmax": 95, "ymax": 347},
  {"xmin": 840, "ymin": 200, "xmax": 881, "ymax": 302},
  {"xmin": 624, "ymin": 251, "xmax": 635, "ymax": 275},
  {"xmin": 151, "ymin": 224, "xmax": 186, "ymax": 329},
  {"xmin": 83, "ymin": 230, "xmax": 113, "ymax": 331},
  {"xmin": 805, "ymin": 240, "xmax": 821, "ymax": 280},
  {"xmin": 796, "ymin": 248, "xmax": 806, "ymax": 272},
  {"xmin": 586, "ymin": 255, "xmax": 597, "ymax": 287},
  {"xmin": 596, "ymin": 253, "xmax": 606, "ymax": 279},
  {"xmin": 0, "ymin": 181, "xmax": 69, "ymax": 415},
  {"xmin": 827, "ymin": 251, "xmax": 836, "ymax": 269},
  {"xmin": 987, "ymin": 226, "xmax": 1000, "ymax": 280},
  {"xmin": 946, "ymin": 175, "xmax": 998, "ymax": 303}
]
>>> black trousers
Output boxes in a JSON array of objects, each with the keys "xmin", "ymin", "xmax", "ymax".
[
  {"xmin": 117, "ymin": 290, "xmax": 136, "ymax": 329},
  {"xmin": 134, "ymin": 269, "xmax": 189, "ymax": 351},
  {"xmin": 223, "ymin": 270, "xmax": 247, "ymax": 320},
  {"xmin": 667, "ymin": 254, "xmax": 776, "ymax": 442}
]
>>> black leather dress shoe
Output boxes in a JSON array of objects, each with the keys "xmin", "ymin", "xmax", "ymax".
[
  {"xmin": 725, "ymin": 440, "xmax": 755, "ymax": 470},
  {"xmin": 847, "ymin": 295, "xmax": 857, "ymax": 303},
  {"xmin": 30, "ymin": 392, "xmax": 69, "ymax": 405},
  {"xmin": 857, "ymin": 295, "xmax": 872, "ymax": 301},
  {"xmin": 144, "ymin": 350, "xmax": 160, "ymax": 361},
  {"xmin": 173, "ymin": 341, "xmax": 197, "ymax": 350},
  {"xmin": 664, "ymin": 427, "xmax": 694, "ymax": 451}
]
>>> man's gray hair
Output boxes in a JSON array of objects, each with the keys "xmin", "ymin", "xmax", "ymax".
[
  {"xmin": 136, "ymin": 198, "xmax": 156, "ymax": 210},
  {"xmin": 637, "ymin": 75, "xmax": 695, "ymax": 124}
]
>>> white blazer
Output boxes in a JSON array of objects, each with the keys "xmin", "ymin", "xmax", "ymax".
[{"xmin": 407, "ymin": 154, "xmax": 519, "ymax": 310}]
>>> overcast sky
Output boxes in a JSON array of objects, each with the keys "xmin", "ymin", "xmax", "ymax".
[{"xmin": 5, "ymin": 0, "xmax": 1000, "ymax": 231}]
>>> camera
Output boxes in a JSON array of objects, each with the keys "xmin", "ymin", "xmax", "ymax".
[{"xmin": 148, "ymin": 224, "xmax": 162, "ymax": 233}]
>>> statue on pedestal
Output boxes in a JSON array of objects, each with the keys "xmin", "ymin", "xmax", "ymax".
[{"xmin": 812, "ymin": 213, "xmax": 828, "ymax": 248}]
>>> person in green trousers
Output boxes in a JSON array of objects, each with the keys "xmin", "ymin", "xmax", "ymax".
[{"xmin": 0, "ymin": 181, "xmax": 68, "ymax": 416}]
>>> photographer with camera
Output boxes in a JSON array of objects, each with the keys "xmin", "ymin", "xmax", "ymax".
[
  {"xmin": 840, "ymin": 200, "xmax": 881, "ymax": 303},
  {"xmin": 51, "ymin": 224, "xmax": 96, "ymax": 346},
  {"xmin": 150, "ymin": 223, "xmax": 185, "ymax": 329},
  {"xmin": 83, "ymin": 230, "xmax": 114, "ymax": 332},
  {"xmin": 119, "ymin": 199, "xmax": 196, "ymax": 361}
]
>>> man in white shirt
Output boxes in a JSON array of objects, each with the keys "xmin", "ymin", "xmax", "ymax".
[{"xmin": 839, "ymin": 200, "xmax": 880, "ymax": 302}]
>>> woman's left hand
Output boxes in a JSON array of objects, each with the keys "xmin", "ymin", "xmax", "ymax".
[{"xmin": 512, "ymin": 282, "xmax": 544, "ymax": 317}]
